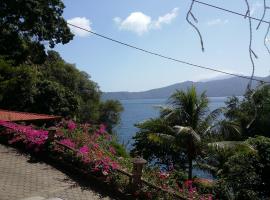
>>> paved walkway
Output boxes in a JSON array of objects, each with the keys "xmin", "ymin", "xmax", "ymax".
[{"xmin": 0, "ymin": 144, "xmax": 113, "ymax": 200}]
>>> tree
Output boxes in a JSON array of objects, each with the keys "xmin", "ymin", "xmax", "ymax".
[
  {"xmin": 149, "ymin": 126, "xmax": 202, "ymax": 179},
  {"xmin": 199, "ymin": 85, "xmax": 270, "ymax": 178},
  {"xmin": 0, "ymin": 0, "xmax": 73, "ymax": 64},
  {"xmin": 40, "ymin": 51, "xmax": 102, "ymax": 122},
  {"xmin": 0, "ymin": 54, "xmax": 123, "ymax": 130},
  {"xmin": 99, "ymin": 100, "xmax": 123, "ymax": 132},
  {"xmin": 32, "ymin": 80, "xmax": 79, "ymax": 117},
  {"xmin": 132, "ymin": 86, "xmax": 220, "ymax": 179},
  {"xmin": 224, "ymin": 85, "xmax": 270, "ymax": 138},
  {"xmin": 214, "ymin": 136, "xmax": 270, "ymax": 200},
  {"xmin": 0, "ymin": 60, "xmax": 38, "ymax": 111}
]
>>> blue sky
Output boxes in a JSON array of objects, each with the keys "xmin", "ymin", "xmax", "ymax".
[{"xmin": 55, "ymin": 0, "xmax": 270, "ymax": 92}]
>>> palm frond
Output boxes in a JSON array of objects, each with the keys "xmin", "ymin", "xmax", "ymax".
[
  {"xmin": 195, "ymin": 161, "xmax": 218, "ymax": 174},
  {"xmin": 173, "ymin": 125, "xmax": 201, "ymax": 142},
  {"xmin": 208, "ymin": 141, "xmax": 255, "ymax": 152},
  {"xmin": 205, "ymin": 107, "xmax": 226, "ymax": 124},
  {"xmin": 218, "ymin": 120, "xmax": 241, "ymax": 139},
  {"xmin": 147, "ymin": 132, "xmax": 175, "ymax": 144}
]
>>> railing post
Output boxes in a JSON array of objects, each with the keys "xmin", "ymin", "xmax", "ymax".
[
  {"xmin": 48, "ymin": 127, "xmax": 57, "ymax": 143},
  {"xmin": 131, "ymin": 157, "xmax": 147, "ymax": 191}
]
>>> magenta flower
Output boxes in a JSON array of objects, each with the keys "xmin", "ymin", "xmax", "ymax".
[
  {"xmin": 98, "ymin": 124, "xmax": 106, "ymax": 134},
  {"xmin": 93, "ymin": 143, "xmax": 99, "ymax": 149},
  {"xmin": 0, "ymin": 120, "xmax": 48, "ymax": 148},
  {"xmin": 109, "ymin": 146, "xmax": 116, "ymax": 155},
  {"xmin": 59, "ymin": 138, "xmax": 75, "ymax": 148},
  {"xmin": 111, "ymin": 162, "xmax": 119, "ymax": 170},
  {"xmin": 184, "ymin": 180, "xmax": 193, "ymax": 188},
  {"xmin": 79, "ymin": 145, "xmax": 89, "ymax": 155},
  {"xmin": 67, "ymin": 120, "xmax": 76, "ymax": 131}
]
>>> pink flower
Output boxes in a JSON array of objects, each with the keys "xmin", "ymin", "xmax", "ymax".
[
  {"xmin": 59, "ymin": 138, "xmax": 75, "ymax": 148},
  {"xmin": 79, "ymin": 145, "xmax": 89, "ymax": 155},
  {"xmin": 109, "ymin": 146, "xmax": 116, "ymax": 155},
  {"xmin": 93, "ymin": 143, "xmax": 99, "ymax": 149},
  {"xmin": 98, "ymin": 124, "xmax": 106, "ymax": 134},
  {"xmin": 67, "ymin": 120, "xmax": 76, "ymax": 131},
  {"xmin": 158, "ymin": 171, "xmax": 170, "ymax": 180},
  {"xmin": 111, "ymin": 162, "xmax": 119, "ymax": 170},
  {"xmin": 0, "ymin": 120, "xmax": 48, "ymax": 149},
  {"xmin": 81, "ymin": 123, "xmax": 90, "ymax": 132},
  {"xmin": 184, "ymin": 180, "xmax": 193, "ymax": 188}
]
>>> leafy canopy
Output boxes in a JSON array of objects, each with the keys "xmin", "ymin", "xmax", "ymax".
[
  {"xmin": 0, "ymin": 0, "xmax": 73, "ymax": 64},
  {"xmin": 0, "ymin": 52, "xmax": 123, "ymax": 129}
]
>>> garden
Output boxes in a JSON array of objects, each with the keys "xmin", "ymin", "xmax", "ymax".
[{"xmin": 0, "ymin": 119, "xmax": 213, "ymax": 200}]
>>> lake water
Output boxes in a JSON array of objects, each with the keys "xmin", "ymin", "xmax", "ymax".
[
  {"xmin": 115, "ymin": 97, "xmax": 227, "ymax": 150},
  {"xmin": 115, "ymin": 97, "xmax": 227, "ymax": 179}
]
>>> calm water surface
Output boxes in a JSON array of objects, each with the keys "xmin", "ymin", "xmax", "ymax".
[
  {"xmin": 115, "ymin": 97, "xmax": 227, "ymax": 150},
  {"xmin": 115, "ymin": 97, "xmax": 227, "ymax": 179}
]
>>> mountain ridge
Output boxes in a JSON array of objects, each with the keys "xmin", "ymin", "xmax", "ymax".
[{"xmin": 102, "ymin": 76, "xmax": 270, "ymax": 100}]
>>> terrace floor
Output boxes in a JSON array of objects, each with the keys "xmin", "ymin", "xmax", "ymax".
[{"xmin": 0, "ymin": 144, "xmax": 114, "ymax": 200}]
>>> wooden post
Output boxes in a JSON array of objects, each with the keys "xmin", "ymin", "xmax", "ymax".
[
  {"xmin": 48, "ymin": 127, "xmax": 57, "ymax": 142},
  {"xmin": 131, "ymin": 157, "xmax": 147, "ymax": 191}
]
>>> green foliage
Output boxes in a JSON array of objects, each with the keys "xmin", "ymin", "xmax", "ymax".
[
  {"xmin": 110, "ymin": 140, "xmax": 129, "ymax": 158},
  {"xmin": 33, "ymin": 80, "xmax": 79, "ymax": 116},
  {"xmin": 99, "ymin": 100, "xmax": 123, "ymax": 132},
  {"xmin": 0, "ymin": 52, "xmax": 123, "ymax": 130},
  {"xmin": 214, "ymin": 136, "xmax": 270, "ymax": 199},
  {"xmin": 0, "ymin": 0, "xmax": 73, "ymax": 64},
  {"xmin": 0, "ymin": 0, "xmax": 123, "ymax": 131},
  {"xmin": 132, "ymin": 118, "xmax": 187, "ymax": 168},
  {"xmin": 132, "ymin": 86, "xmax": 220, "ymax": 179},
  {"xmin": 201, "ymin": 86, "xmax": 270, "ymax": 183},
  {"xmin": 224, "ymin": 85, "xmax": 270, "ymax": 138},
  {"xmin": 193, "ymin": 179, "xmax": 214, "ymax": 196},
  {"xmin": 162, "ymin": 86, "xmax": 209, "ymax": 129},
  {"xmin": 0, "ymin": 61, "xmax": 38, "ymax": 111}
]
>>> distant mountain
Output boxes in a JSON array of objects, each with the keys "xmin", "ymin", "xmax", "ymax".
[{"xmin": 102, "ymin": 76, "xmax": 270, "ymax": 100}]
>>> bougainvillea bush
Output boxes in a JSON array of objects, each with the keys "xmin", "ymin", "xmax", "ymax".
[
  {"xmin": 0, "ymin": 120, "xmax": 48, "ymax": 152},
  {"xmin": 52, "ymin": 120, "xmax": 123, "ymax": 176},
  {"xmin": 0, "ymin": 119, "xmax": 214, "ymax": 199}
]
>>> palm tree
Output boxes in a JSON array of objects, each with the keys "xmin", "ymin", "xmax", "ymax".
[
  {"xmin": 135, "ymin": 86, "xmax": 221, "ymax": 179},
  {"xmin": 161, "ymin": 85, "xmax": 209, "ymax": 129}
]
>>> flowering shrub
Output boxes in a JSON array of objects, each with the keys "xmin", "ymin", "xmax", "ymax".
[
  {"xmin": 67, "ymin": 120, "xmax": 76, "ymax": 131},
  {"xmin": 59, "ymin": 138, "xmax": 76, "ymax": 149},
  {"xmin": 79, "ymin": 145, "xmax": 89, "ymax": 155},
  {"xmin": 0, "ymin": 120, "xmax": 48, "ymax": 151},
  {"xmin": 142, "ymin": 166, "xmax": 214, "ymax": 199},
  {"xmin": 52, "ymin": 120, "xmax": 121, "ymax": 176},
  {"xmin": 0, "ymin": 119, "xmax": 214, "ymax": 199}
]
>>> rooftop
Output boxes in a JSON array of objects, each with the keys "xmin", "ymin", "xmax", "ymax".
[{"xmin": 0, "ymin": 109, "xmax": 61, "ymax": 122}]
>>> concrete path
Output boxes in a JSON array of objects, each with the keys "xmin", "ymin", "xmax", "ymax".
[{"xmin": 0, "ymin": 144, "xmax": 113, "ymax": 200}]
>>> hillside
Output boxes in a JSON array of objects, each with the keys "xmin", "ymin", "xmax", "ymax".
[{"xmin": 103, "ymin": 76, "xmax": 270, "ymax": 100}]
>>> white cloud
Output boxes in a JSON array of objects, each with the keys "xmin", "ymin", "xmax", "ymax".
[
  {"xmin": 115, "ymin": 12, "xmax": 152, "ymax": 35},
  {"xmin": 153, "ymin": 8, "xmax": 179, "ymax": 29},
  {"xmin": 207, "ymin": 18, "xmax": 229, "ymax": 26},
  {"xmin": 114, "ymin": 8, "xmax": 179, "ymax": 35},
  {"xmin": 67, "ymin": 17, "xmax": 92, "ymax": 37}
]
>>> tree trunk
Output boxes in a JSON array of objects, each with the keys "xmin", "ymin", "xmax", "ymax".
[{"xmin": 188, "ymin": 158, "xmax": 193, "ymax": 180}]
